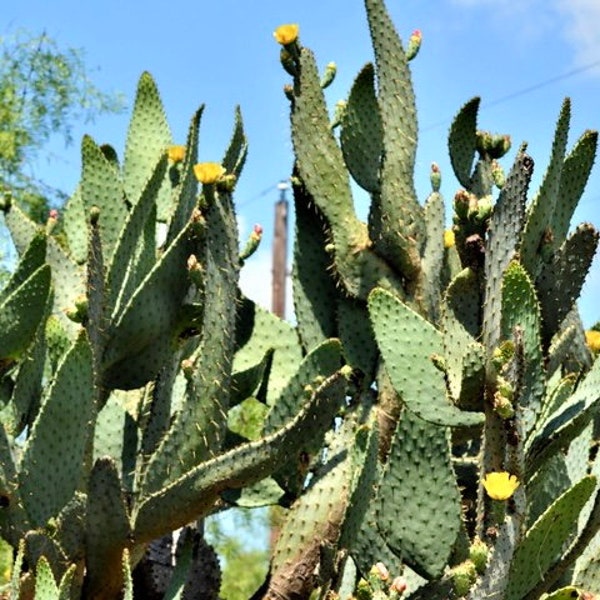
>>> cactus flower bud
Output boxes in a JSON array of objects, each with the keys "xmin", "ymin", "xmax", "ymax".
[
  {"xmin": 356, "ymin": 578, "xmax": 372, "ymax": 600},
  {"xmin": 444, "ymin": 229, "xmax": 455, "ymax": 249},
  {"xmin": 476, "ymin": 131, "xmax": 512, "ymax": 159},
  {"xmin": 491, "ymin": 159, "xmax": 506, "ymax": 189},
  {"xmin": 283, "ymin": 84, "xmax": 294, "ymax": 101},
  {"xmin": 496, "ymin": 376, "xmax": 514, "ymax": 402},
  {"xmin": 193, "ymin": 162, "xmax": 226, "ymax": 184},
  {"xmin": 65, "ymin": 294, "xmax": 89, "ymax": 324},
  {"xmin": 371, "ymin": 562, "xmax": 390, "ymax": 581},
  {"xmin": 274, "ymin": 24, "xmax": 299, "ymax": 45},
  {"xmin": 181, "ymin": 358, "xmax": 195, "ymax": 378},
  {"xmin": 585, "ymin": 330, "xmax": 600, "ymax": 354},
  {"xmin": 168, "ymin": 145, "xmax": 186, "ymax": 163},
  {"xmin": 472, "ymin": 195, "xmax": 493, "ymax": 223},
  {"xmin": 469, "ymin": 537, "xmax": 489, "ymax": 574},
  {"xmin": 430, "ymin": 353, "xmax": 447, "ymax": 373},
  {"xmin": 390, "ymin": 576, "xmax": 407, "ymax": 594},
  {"xmin": 482, "ymin": 471, "xmax": 520, "ymax": 500},
  {"xmin": 430, "ymin": 162, "xmax": 441, "ymax": 192},
  {"xmin": 217, "ymin": 173, "xmax": 237, "ymax": 192},
  {"xmin": 280, "ymin": 48, "xmax": 297, "ymax": 77},
  {"xmin": 89, "ymin": 205, "xmax": 101, "ymax": 225},
  {"xmin": 340, "ymin": 364, "xmax": 354, "ymax": 380},
  {"xmin": 187, "ymin": 254, "xmax": 204, "ymax": 287},
  {"xmin": 239, "ymin": 224, "xmax": 263, "ymax": 262},
  {"xmin": 406, "ymin": 29, "xmax": 422, "ymax": 61},
  {"xmin": 331, "ymin": 100, "xmax": 347, "ymax": 129},
  {"xmin": 46, "ymin": 208, "xmax": 59, "ymax": 234},
  {"xmin": 493, "ymin": 391, "xmax": 515, "ymax": 419},
  {"xmin": 453, "ymin": 190, "xmax": 470, "ymax": 220},
  {"xmin": 320, "ymin": 62, "xmax": 337, "ymax": 89},
  {"xmin": 492, "ymin": 340, "xmax": 515, "ymax": 372},
  {"xmin": 450, "ymin": 560, "xmax": 477, "ymax": 597},
  {"xmin": 253, "ymin": 223, "xmax": 263, "ymax": 237}
]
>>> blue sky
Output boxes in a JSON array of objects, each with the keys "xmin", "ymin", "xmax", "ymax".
[{"xmin": 4, "ymin": 0, "xmax": 600, "ymax": 326}]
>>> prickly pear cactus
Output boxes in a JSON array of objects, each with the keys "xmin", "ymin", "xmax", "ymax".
[
  {"xmin": 1, "ymin": 0, "xmax": 599, "ymax": 598},
  {"xmin": 267, "ymin": 0, "xmax": 600, "ymax": 598},
  {"xmin": 0, "ymin": 69, "xmax": 348, "ymax": 598}
]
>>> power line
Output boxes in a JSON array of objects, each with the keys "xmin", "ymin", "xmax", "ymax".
[
  {"xmin": 421, "ymin": 58, "xmax": 600, "ymax": 133},
  {"xmin": 237, "ymin": 182, "xmax": 280, "ymax": 209}
]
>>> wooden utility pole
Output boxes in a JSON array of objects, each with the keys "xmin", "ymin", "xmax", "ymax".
[{"xmin": 271, "ymin": 181, "xmax": 289, "ymax": 319}]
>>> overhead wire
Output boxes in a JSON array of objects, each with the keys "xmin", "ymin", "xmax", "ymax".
[{"xmin": 421, "ymin": 58, "xmax": 600, "ymax": 133}]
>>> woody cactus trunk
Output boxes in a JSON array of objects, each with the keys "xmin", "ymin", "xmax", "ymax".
[{"xmin": 0, "ymin": 0, "xmax": 599, "ymax": 598}]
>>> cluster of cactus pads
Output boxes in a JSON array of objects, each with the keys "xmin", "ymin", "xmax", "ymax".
[{"xmin": 0, "ymin": 0, "xmax": 599, "ymax": 597}]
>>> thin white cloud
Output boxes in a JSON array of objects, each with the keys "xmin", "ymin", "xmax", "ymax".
[
  {"xmin": 553, "ymin": 0, "xmax": 600, "ymax": 71},
  {"xmin": 449, "ymin": 0, "xmax": 600, "ymax": 76}
]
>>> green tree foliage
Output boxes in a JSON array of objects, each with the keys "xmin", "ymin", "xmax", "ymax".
[
  {"xmin": 0, "ymin": 28, "xmax": 125, "ymax": 215},
  {"xmin": 206, "ymin": 510, "xmax": 269, "ymax": 599}
]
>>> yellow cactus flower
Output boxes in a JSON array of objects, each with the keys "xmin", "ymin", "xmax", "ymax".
[
  {"xmin": 168, "ymin": 145, "xmax": 186, "ymax": 163},
  {"xmin": 482, "ymin": 471, "xmax": 519, "ymax": 501},
  {"xmin": 274, "ymin": 24, "xmax": 299, "ymax": 45},
  {"xmin": 585, "ymin": 330, "xmax": 600, "ymax": 354},
  {"xmin": 444, "ymin": 229, "xmax": 455, "ymax": 249},
  {"xmin": 193, "ymin": 162, "xmax": 226, "ymax": 184}
]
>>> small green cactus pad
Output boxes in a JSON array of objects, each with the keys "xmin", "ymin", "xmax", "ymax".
[
  {"xmin": 11, "ymin": 321, "xmax": 48, "ymax": 434},
  {"xmin": 133, "ymin": 371, "xmax": 345, "ymax": 543},
  {"xmin": 0, "ymin": 264, "xmax": 51, "ymax": 361},
  {"xmin": 501, "ymin": 261, "xmax": 545, "ymax": 434},
  {"xmin": 339, "ymin": 415, "xmax": 380, "ymax": 551},
  {"xmin": 19, "ymin": 332, "xmax": 95, "ymax": 527},
  {"xmin": 291, "ymin": 179, "xmax": 339, "ymax": 353},
  {"xmin": 123, "ymin": 72, "xmax": 172, "ymax": 211},
  {"xmin": 505, "ymin": 475, "xmax": 597, "ymax": 600},
  {"xmin": 1, "ymin": 230, "xmax": 46, "ymax": 298},
  {"xmin": 368, "ymin": 287, "xmax": 483, "ymax": 427},
  {"xmin": 33, "ymin": 555, "xmax": 60, "ymax": 599},
  {"xmin": 483, "ymin": 150, "xmax": 534, "ymax": 352},
  {"xmin": 375, "ymin": 410, "xmax": 462, "ymax": 579},
  {"xmin": 3, "ymin": 203, "xmax": 85, "ymax": 336},
  {"xmin": 167, "ymin": 106, "xmax": 202, "ymax": 243},
  {"xmin": 364, "ymin": 0, "xmax": 424, "ymax": 278},
  {"xmin": 263, "ymin": 338, "xmax": 342, "ymax": 495},
  {"xmin": 267, "ymin": 413, "xmax": 362, "ymax": 598},
  {"xmin": 526, "ymin": 352, "xmax": 600, "ymax": 476},
  {"xmin": 536, "ymin": 223, "xmax": 599, "ymax": 348},
  {"xmin": 81, "ymin": 134, "xmax": 129, "ymax": 266},
  {"xmin": 222, "ymin": 105, "xmax": 248, "ymax": 179},
  {"xmin": 106, "ymin": 153, "xmax": 167, "ymax": 318},
  {"xmin": 421, "ymin": 190, "xmax": 445, "ymax": 322},
  {"xmin": 551, "ymin": 129, "xmax": 597, "ymax": 248},
  {"xmin": 234, "ymin": 296, "xmax": 304, "ymax": 404},
  {"xmin": 62, "ymin": 185, "xmax": 88, "ymax": 265},
  {"xmin": 337, "ymin": 296, "xmax": 378, "ymax": 379},
  {"xmin": 230, "ymin": 348, "xmax": 273, "ymax": 407},
  {"xmin": 101, "ymin": 220, "xmax": 193, "ymax": 389},
  {"xmin": 448, "ymin": 97, "xmax": 480, "ymax": 188},
  {"xmin": 340, "ymin": 62, "xmax": 383, "ymax": 193},
  {"xmin": 93, "ymin": 392, "xmax": 138, "ymax": 488},
  {"xmin": 520, "ymin": 99, "xmax": 571, "ymax": 278}
]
